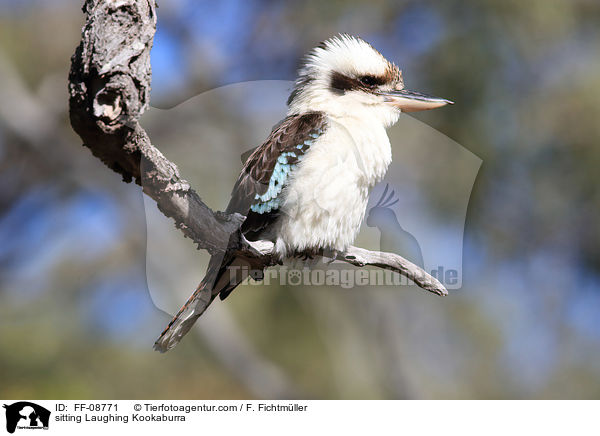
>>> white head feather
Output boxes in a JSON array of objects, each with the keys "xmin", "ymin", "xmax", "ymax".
[{"xmin": 288, "ymin": 34, "xmax": 404, "ymax": 127}]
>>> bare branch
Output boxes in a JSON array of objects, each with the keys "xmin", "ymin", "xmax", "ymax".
[
  {"xmin": 336, "ymin": 246, "xmax": 448, "ymax": 296},
  {"xmin": 246, "ymin": 241, "xmax": 448, "ymax": 296},
  {"xmin": 69, "ymin": 0, "xmax": 252, "ymax": 257}
]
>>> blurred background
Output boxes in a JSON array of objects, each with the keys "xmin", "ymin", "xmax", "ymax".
[{"xmin": 1, "ymin": 0, "xmax": 600, "ymax": 399}]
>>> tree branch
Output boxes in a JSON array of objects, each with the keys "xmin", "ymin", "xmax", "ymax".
[
  {"xmin": 68, "ymin": 0, "xmax": 243, "ymax": 256},
  {"xmin": 245, "ymin": 241, "xmax": 448, "ymax": 296},
  {"xmin": 336, "ymin": 246, "xmax": 447, "ymax": 295},
  {"xmin": 68, "ymin": 0, "xmax": 447, "ymax": 317}
]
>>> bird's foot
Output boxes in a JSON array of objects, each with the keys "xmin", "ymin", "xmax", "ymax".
[
  {"xmin": 293, "ymin": 248, "xmax": 317, "ymax": 261},
  {"xmin": 291, "ymin": 249, "xmax": 320, "ymax": 267}
]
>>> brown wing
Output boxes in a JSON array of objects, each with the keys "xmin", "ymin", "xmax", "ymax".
[{"xmin": 226, "ymin": 111, "xmax": 327, "ymax": 239}]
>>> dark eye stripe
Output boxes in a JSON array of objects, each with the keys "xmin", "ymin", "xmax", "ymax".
[
  {"xmin": 330, "ymin": 72, "xmax": 359, "ymax": 93},
  {"xmin": 330, "ymin": 71, "xmax": 388, "ymax": 94},
  {"xmin": 359, "ymin": 75, "xmax": 386, "ymax": 87}
]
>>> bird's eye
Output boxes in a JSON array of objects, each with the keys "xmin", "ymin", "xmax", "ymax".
[{"xmin": 358, "ymin": 75, "xmax": 379, "ymax": 87}]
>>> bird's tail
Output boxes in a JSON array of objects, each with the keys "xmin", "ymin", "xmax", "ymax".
[{"xmin": 153, "ymin": 256, "xmax": 249, "ymax": 353}]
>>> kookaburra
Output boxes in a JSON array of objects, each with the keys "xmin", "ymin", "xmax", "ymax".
[{"xmin": 154, "ymin": 34, "xmax": 452, "ymax": 352}]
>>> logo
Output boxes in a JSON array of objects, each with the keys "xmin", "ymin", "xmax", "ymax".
[
  {"xmin": 366, "ymin": 184, "xmax": 424, "ymax": 268},
  {"xmin": 3, "ymin": 402, "xmax": 50, "ymax": 434}
]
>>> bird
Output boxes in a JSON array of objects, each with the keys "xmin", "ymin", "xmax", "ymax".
[{"xmin": 154, "ymin": 34, "xmax": 453, "ymax": 352}]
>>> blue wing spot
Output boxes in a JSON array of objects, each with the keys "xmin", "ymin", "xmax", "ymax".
[
  {"xmin": 251, "ymin": 198, "xmax": 280, "ymax": 214},
  {"xmin": 250, "ymin": 130, "xmax": 323, "ymax": 215}
]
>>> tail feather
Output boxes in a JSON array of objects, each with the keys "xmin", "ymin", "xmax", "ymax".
[
  {"xmin": 153, "ymin": 256, "xmax": 249, "ymax": 353},
  {"xmin": 153, "ymin": 278, "xmax": 215, "ymax": 353}
]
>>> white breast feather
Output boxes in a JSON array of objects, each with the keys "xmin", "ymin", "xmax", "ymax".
[{"xmin": 274, "ymin": 114, "xmax": 392, "ymax": 257}]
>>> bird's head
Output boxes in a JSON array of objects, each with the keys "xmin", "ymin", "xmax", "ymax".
[{"xmin": 288, "ymin": 34, "xmax": 452, "ymax": 127}]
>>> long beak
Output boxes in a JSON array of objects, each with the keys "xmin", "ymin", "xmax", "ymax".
[{"xmin": 380, "ymin": 89, "xmax": 454, "ymax": 112}]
